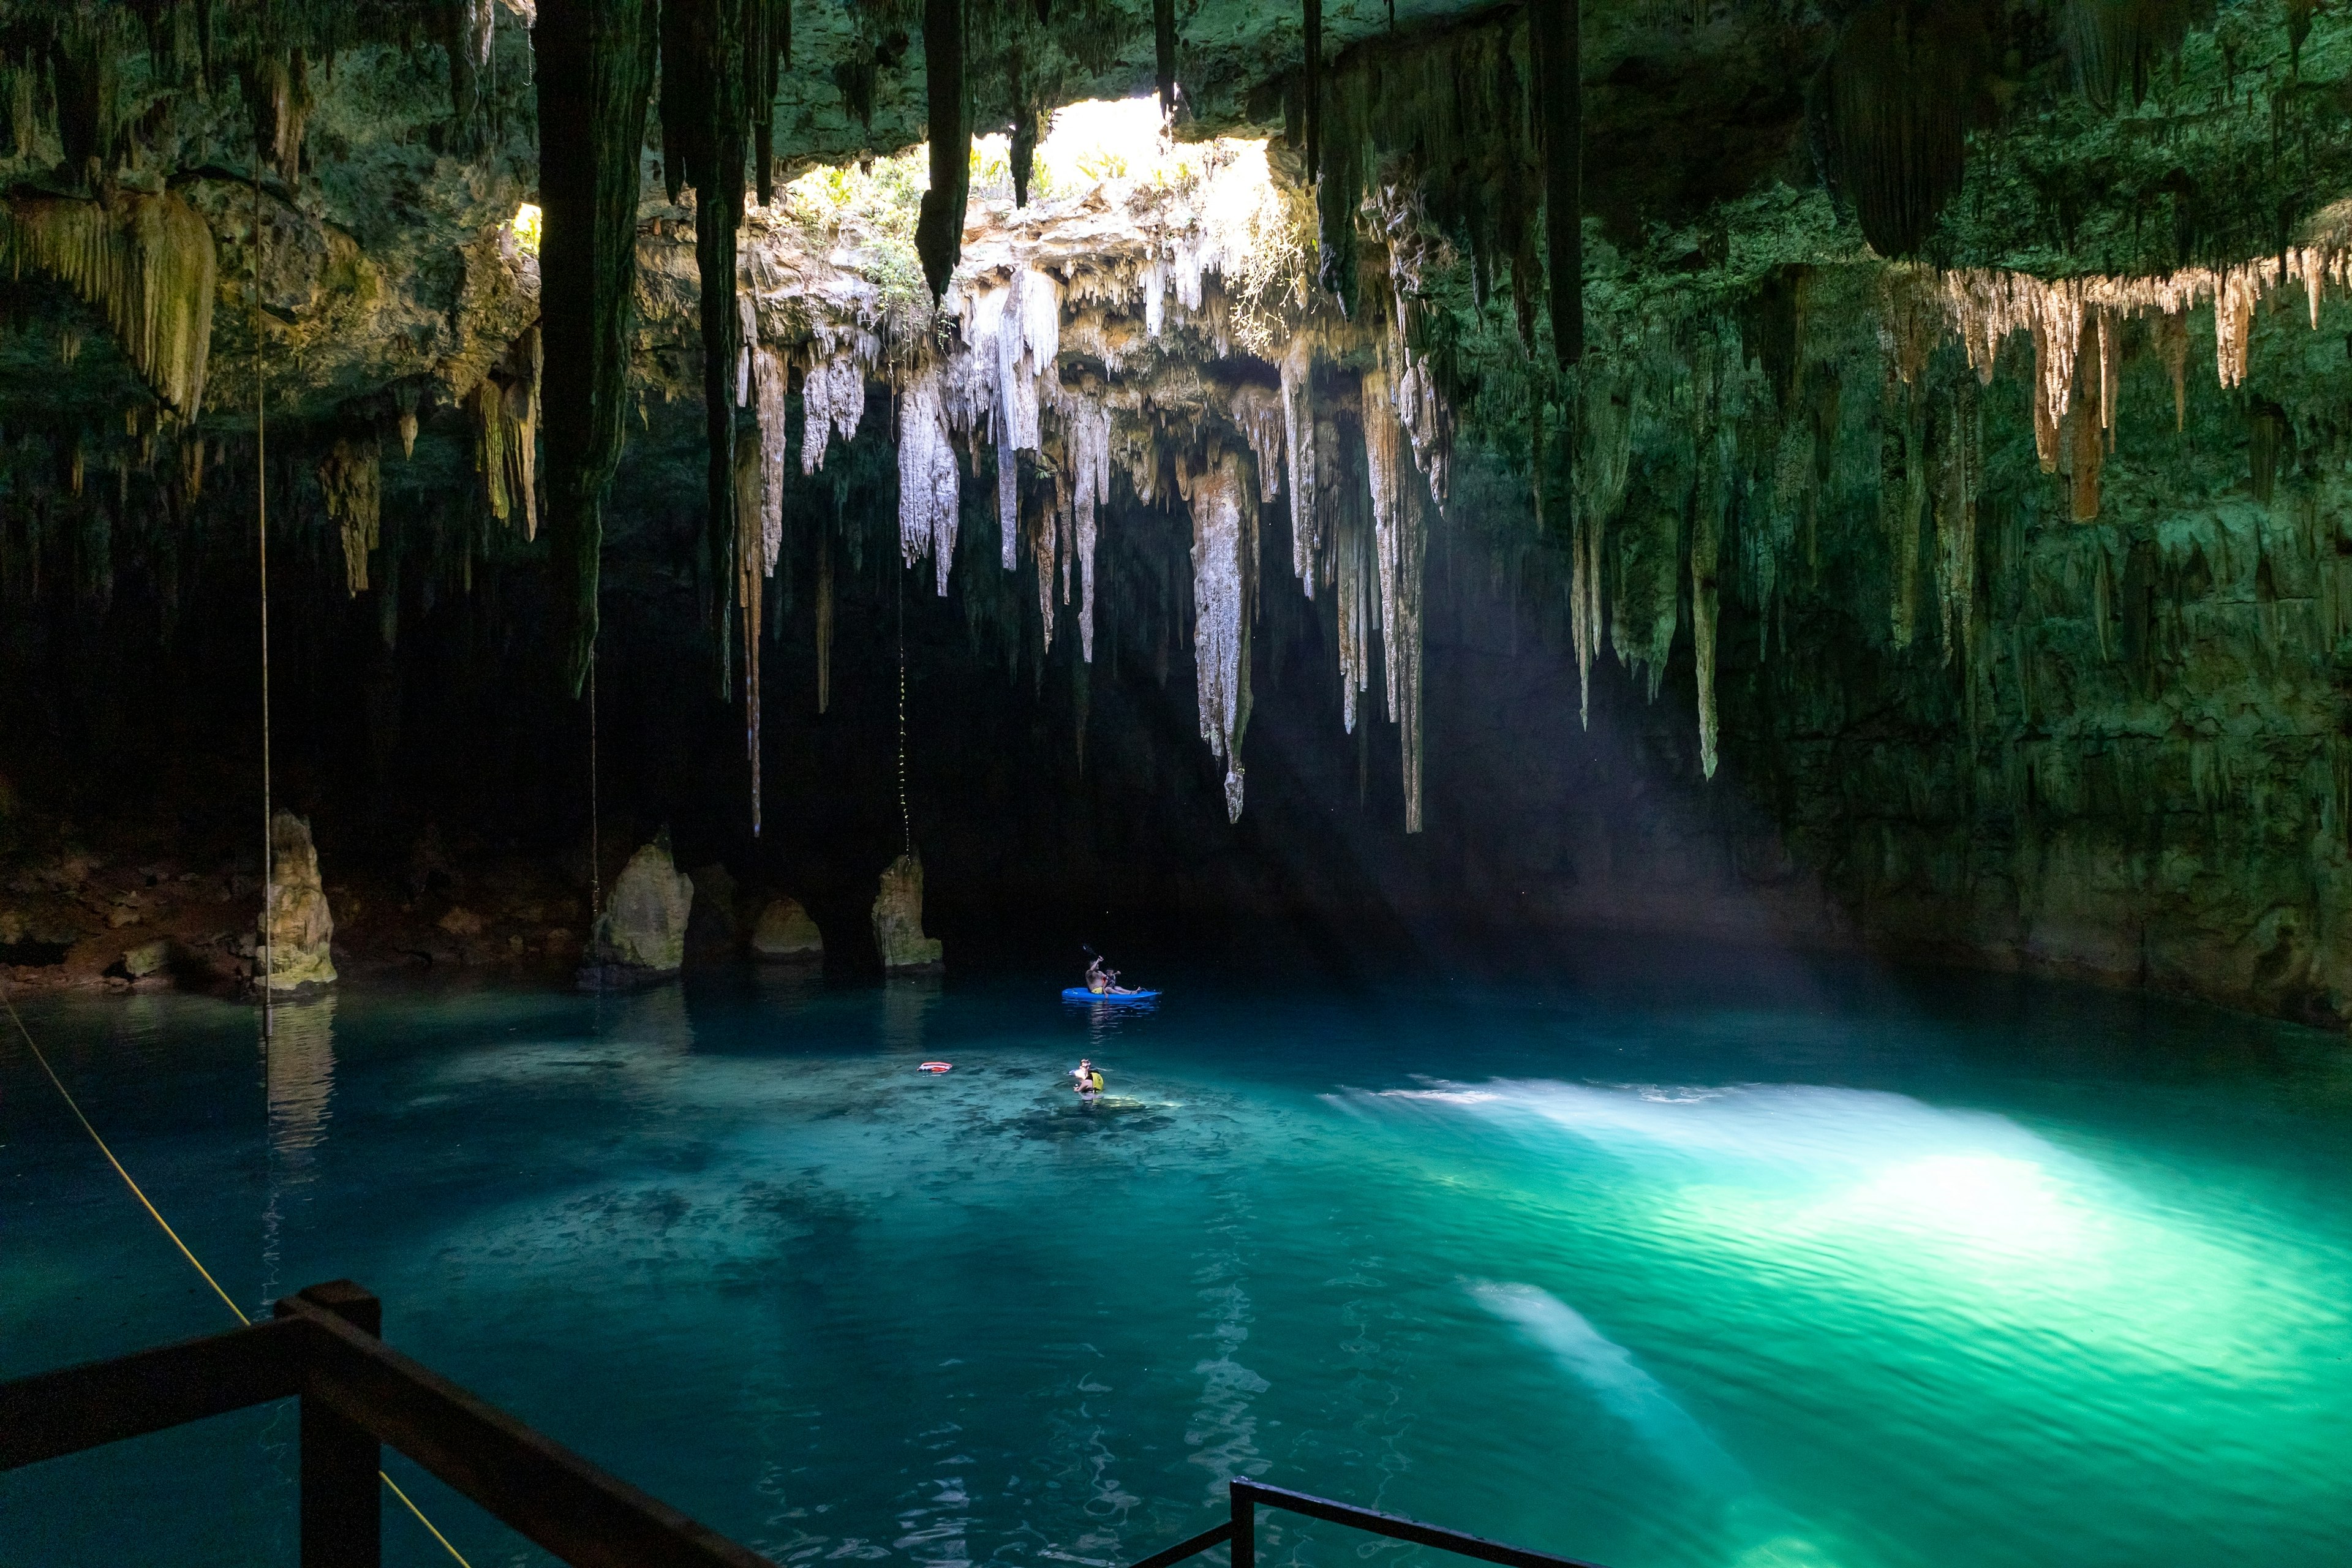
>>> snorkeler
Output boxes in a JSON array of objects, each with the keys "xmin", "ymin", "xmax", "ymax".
[{"xmin": 1070, "ymin": 1058, "xmax": 1104, "ymax": 1098}]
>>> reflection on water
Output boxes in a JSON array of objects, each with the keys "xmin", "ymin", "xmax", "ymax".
[
  {"xmin": 266, "ymin": 994, "xmax": 339, "ymax": 1182},
  {"xmin": 883, "ymin": 973, "xmax": 943, "ymax": 1054},
  {"xmin": 5, "ymin": 974, "xmax": 2350, "ymax": 1568}
]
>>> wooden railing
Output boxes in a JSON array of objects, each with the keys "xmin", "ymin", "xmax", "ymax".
[
  {"xmin": 0, "ymin": 1281, "xmax": 775, "ymax": 1568},
  {"xmin": 5, "ymin": 1290, "xmax": 1610, "ymax": 1568}
]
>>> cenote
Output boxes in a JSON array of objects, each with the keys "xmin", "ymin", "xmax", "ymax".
[
  {"xmin": 6, "ymin": 965, "xmax": 2350, "ymax": 1567},
  {"xmin": 10, "ymin": 1, "xmax": 2352, "ymax": 1563}
]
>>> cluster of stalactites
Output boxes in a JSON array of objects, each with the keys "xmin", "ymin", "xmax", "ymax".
[
  {"xmin": 898, "ymin": 363, "xmax": 960, "ymax": 595},
  {"xmin": 470, "ymin": 325, "xmax": 541, "ymax": 537},
  {"xmin": 801, "ymin": 343, "xmax": 867, "ymax": 475},
  {"xmin": 317, "ymin": 437, "xmax": 382, "ymax": 597},
  {"xmin": 0, "ymin": 189, "xmax": 216, "ymax": 420},
  {"xmin": 1939, "ymin": 244, "xmax": 2352, "ymax": 434},
  {"xmin": 1360, "ymin": 368, "xmax": 1427, "ymax": 832},
  {"xmin": 1178, "ymin": 447, "xmax": 1253, "ymax": 822}
]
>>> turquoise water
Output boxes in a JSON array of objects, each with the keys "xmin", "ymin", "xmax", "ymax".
[{"xmin": 4, "ymin": 963, "xmax": 2350, "ymax": 1568}]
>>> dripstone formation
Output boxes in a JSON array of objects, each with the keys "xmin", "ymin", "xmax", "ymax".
[{"xmin": 3, "ymin": 1, "xmax": 2351, "ymax": 1025}]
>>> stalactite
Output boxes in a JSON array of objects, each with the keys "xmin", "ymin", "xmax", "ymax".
[
  {"xmin": 1333, "ymin": 422, "xmax": 1370, "ymax": 731},
  {"xmin": 442, "ymin": 0, "xmax": 496, "ymax": 158},
  {"xmin": 1611, "ymin": 503, "xmax": 1679, "ymax": 701},
  {"xmin": 1528, "ymin": 0, "xmax": 1581, "ymax": 364},
  {"xmin": 1182, "ymin": 448, "xmax": 1251, "ymax": 822},
  {"xmin": 752, "ymin": 342, "xmax": 788, "ymax": 575},
  {"xmin": 1011, "ymin": 88, "xmax": 1042, "ymax": 208},
  {"xmin": 1065, "ymin": 391, "xmax": 1111, "ymax": 662},
  {"xmin": 318, "ymin": 437, "xmax": 381, "ymax": 597},
  {"xmin": 1569, "ymin": 388, "xmax": 1628, "ymax": 726},
  {"xmin": 394, "ymin": 383, "xmax": 420, "ymax": 459},
  {"xmin": 1280, "ymin": 338, "xmax": 1319, "ymax": 593},
  {"xmin": 1363, "ymin": 369, "xmax": 1425, "ymax": 831},
  {"xmin": 899, "ymin": 366, "xmax": 960, "ymax": 595},
  {"xmin": 816, "ymin": 528, "xmax": 834, "ymax": 713},
  {"xmin": 1820, "ymin": 3, "xmax": 1986, "ymax": 258},
  {"xmin": 536, "ymin": 0, "xmax": 658, "ymax": 693},
  {"xmin": 734, "ymin": 432, "xmax": 765, "ymax": 834},
  {"xmin": 1691, "ymin": 431, "xmax": 1725, "ymax": 780},
  {"xmin": 1302, "ymin": 0, "xmax": 1322, "ymax": 184},
  {"xmin": 254, "ymin": 50, "xmax": 310, "ymax": 187},
  {"xmin": 1154, "ymin": 0, "xmax": 1178, "ymax": 113},
  {"xmin": 0, "ymin": 190, "xmax": 217, "ymax": 418},
  {"xmin": 1937, "ymin": 377, "xmax": 1979, "ymax": 665},
  {"xmin": 801, "ymin": 348, "xmax": 865, "ymax": 473},
  {"xmin": 662, "ymin": 0, "xmax": 755, "ymax": 689},
  {"xmin": 470, "ymin": 328, "xmax": 540, "ymax": 537},
  {"xmin": 2156, "ymin": 307, "xmax": 2188, "ymax": 431},
  {"xmin": 1032, "ymin": 487, "xmax": 1060, "ymax": 651},
  {"xmin": 915, "ymin": 0, "xmax": 970, "ymax": 301}
]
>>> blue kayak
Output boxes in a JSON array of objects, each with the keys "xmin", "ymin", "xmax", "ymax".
[{"xmin": 1061, "ymin": 987, "xmax": 1160, "ymax": 1005}]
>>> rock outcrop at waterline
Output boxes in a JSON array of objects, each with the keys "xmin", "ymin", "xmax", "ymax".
[
  {"xmin": 579, "ymin": 834, "xmax": 695, "ymax": 988},
  {"xmin": 261, "ymin": 812, "xmax": 337, "ymax": 993},
  {"xmin": 872, "ymin": 854, "xmax": 943, "ymax": 971}
]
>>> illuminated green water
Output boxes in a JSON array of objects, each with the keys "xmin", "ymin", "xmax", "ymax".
[{"xmin": 4, "ymin": 964, "xmax": 2348, "ymax": 1567}]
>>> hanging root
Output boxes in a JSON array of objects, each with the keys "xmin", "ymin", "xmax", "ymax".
[
  {"xmin": 537, "ymin": 0, "xmax": 659, "ymax": 695},
  {"xmin": 915, "ymin": 0, "xmax": 969, "ymax": 301}
]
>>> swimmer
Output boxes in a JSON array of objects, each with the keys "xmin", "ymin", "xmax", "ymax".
[{"xmin": 1069, "ymin": 1058, "xmax": 1104, "ymax": 1098}]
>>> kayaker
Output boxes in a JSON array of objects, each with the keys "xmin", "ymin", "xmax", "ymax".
[{"xmin": 1086, "ymin": 956, "xmax": 1117, "ymax": 995}]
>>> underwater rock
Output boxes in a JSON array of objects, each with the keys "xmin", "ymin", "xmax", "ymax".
[
  {"xmin": 578, "ymin": 833, "xmax": 694, "ymax": 987},
  {"xmin": 260, "ymin": 812, "xmax": 337, "ymax": 993},
  {"xmin": 871, "ymin": 854, "xmax": 944, "ymax": 971},
  {"xmin": 750, "ymin": 896, "xmax": 824, "ymax": 962}
]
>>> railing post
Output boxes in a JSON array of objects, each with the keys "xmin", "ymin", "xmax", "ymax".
[
  {"xmin": 1229, "ymin": 1481, "xmax": 1255, "ymax": 1568},
  {"xmin": 277, "ymin": 1281, "xmax": 382, "ymax": 1568}
]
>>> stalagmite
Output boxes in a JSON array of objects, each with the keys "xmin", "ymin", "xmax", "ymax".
[
  {"xmin": 535, "ymin": 0, "xmax": 657, "ymax": 692},
  {"xmin": 0, "ymin": 189, "xmax": 216, "ymax": 418},
  {"xmin": 1183, "ymin": 450, "xmax": 1251, "ymax": 821},
  {"xmin": 801, "ymin": 349, "xmax": 865, "ymax": 473},
  {"xmin": 261, "ymin": 811, "xmax": 337, "ymax": 993},
  {"xmin": 1280, "ymin": 338, "xmax": 1319, "ymax": 591},
  {"xmin": 318, "ymin": 439, "xmax": 382, "ymax": 597},
  {"xmin": 873, "ymin": 853, "xmax": 944, "ymax": 970},
  {"xmin": 899, "ymin": 366, "xmax": 960, "ymax": 595}
]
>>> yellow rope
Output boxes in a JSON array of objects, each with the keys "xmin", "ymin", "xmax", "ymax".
[{"xmin": 0, "ymin": 982, "xmax": 473, "ymax": 1567}]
